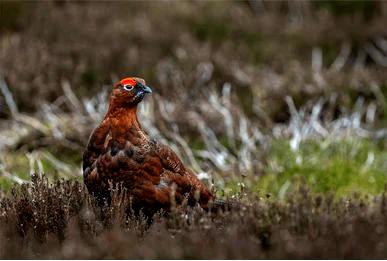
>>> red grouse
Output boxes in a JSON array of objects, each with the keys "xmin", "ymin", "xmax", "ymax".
[{"xmin": 83, "ymin": 77, "xmax": 215, "ymax": 216}]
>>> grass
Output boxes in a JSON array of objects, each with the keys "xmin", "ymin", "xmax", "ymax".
[
  {"xmin": 3, "ymin": 137, "xmax": 387, "ymax": 200},
  {"xmin": 214, "ymin": 138, "xmax": 387, "ymax": 199},
  {"xmin": 0, "ymin": 150, "xmax": 82, "ymax": 192},
  {"xmin": 258, "ymin": 138, "xmax": 387, "ymax": 197}
]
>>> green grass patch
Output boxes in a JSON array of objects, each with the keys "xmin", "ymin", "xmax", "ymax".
[
  {"xmin": 2, "ymin": 138, "xmax": 387, "ymax": 198},
  {"xmin": 255, "ymin": 138, "xmax": 387, "ymax": 198},
  {"xmin": 0, "ymin": 150, "xmax": 81, "ymax": 191}
]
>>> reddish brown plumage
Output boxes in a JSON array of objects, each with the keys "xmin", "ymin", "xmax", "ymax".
[{"xmin": 83, "ymin": 77, "xmax": 214, "ymax": 216}]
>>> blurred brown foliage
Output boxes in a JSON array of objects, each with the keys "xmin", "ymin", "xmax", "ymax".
[{"xmin": 0, "ymin": 1, "xmax": 386, "ymax": 121}]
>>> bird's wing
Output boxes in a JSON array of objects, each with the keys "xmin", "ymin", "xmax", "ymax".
[
  {"xmin": 155, "ymin": 142, "xmax": 214, "ymax": 206},
  {"xmin": 155, "ymin": 142, "xmax": 186, "ymax": 174},
  {"xmin": 83, "ymin": 120, "xmax": 110, "ymax": 176}
]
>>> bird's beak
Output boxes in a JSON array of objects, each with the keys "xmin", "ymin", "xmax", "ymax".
[{"xmin": 143, "ymin": 85, "xmax": 152, "ymax": 94}]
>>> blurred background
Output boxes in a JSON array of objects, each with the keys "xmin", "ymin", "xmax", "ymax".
[{"xmin": 0, "ymin": 1, "xmax": 387, "ymax": 197}]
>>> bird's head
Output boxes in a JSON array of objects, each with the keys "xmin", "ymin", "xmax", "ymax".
[{"xmin": 111, "ymin": 77, "xmax": 152, "ymax": 107}]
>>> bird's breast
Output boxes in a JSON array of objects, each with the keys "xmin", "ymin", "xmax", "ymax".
[{"xmin": 100, "ymin": 137, "xmax": 162, "ymax": 178}]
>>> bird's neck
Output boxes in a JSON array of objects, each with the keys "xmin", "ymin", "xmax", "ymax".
[
  {"xmin": 106, "ymin": 105, "xmax": 142, "ymax": 131},
  {"xmin": 104, "ymin": 96, "xmax": 150, "ymax": 145},
  {"xmin": 105, "ymin": 104, "xmax": 150, "ymax": 145}
]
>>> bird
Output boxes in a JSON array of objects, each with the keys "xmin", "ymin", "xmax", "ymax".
[{"xmin": 82, "ymin": 77, "xmax": 218, "ymax": 217}]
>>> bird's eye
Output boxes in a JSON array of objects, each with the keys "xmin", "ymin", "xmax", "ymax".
[{"xmin": 123, "ymin": 84, "xmax": 134, "ymax": 91}]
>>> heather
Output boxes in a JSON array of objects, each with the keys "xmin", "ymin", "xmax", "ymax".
[
  {"xmin": 0, "ymin": 1, "xmax": 387, "ymax": 258},
  {"xmin": 1, "ymin": 177, "xmax": 387, "ymax": 259}
]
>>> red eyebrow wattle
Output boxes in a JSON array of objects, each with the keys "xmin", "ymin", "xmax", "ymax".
[{"xmin": 120, "ymin": 78, "xmax": 136, "ymax": 86}]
